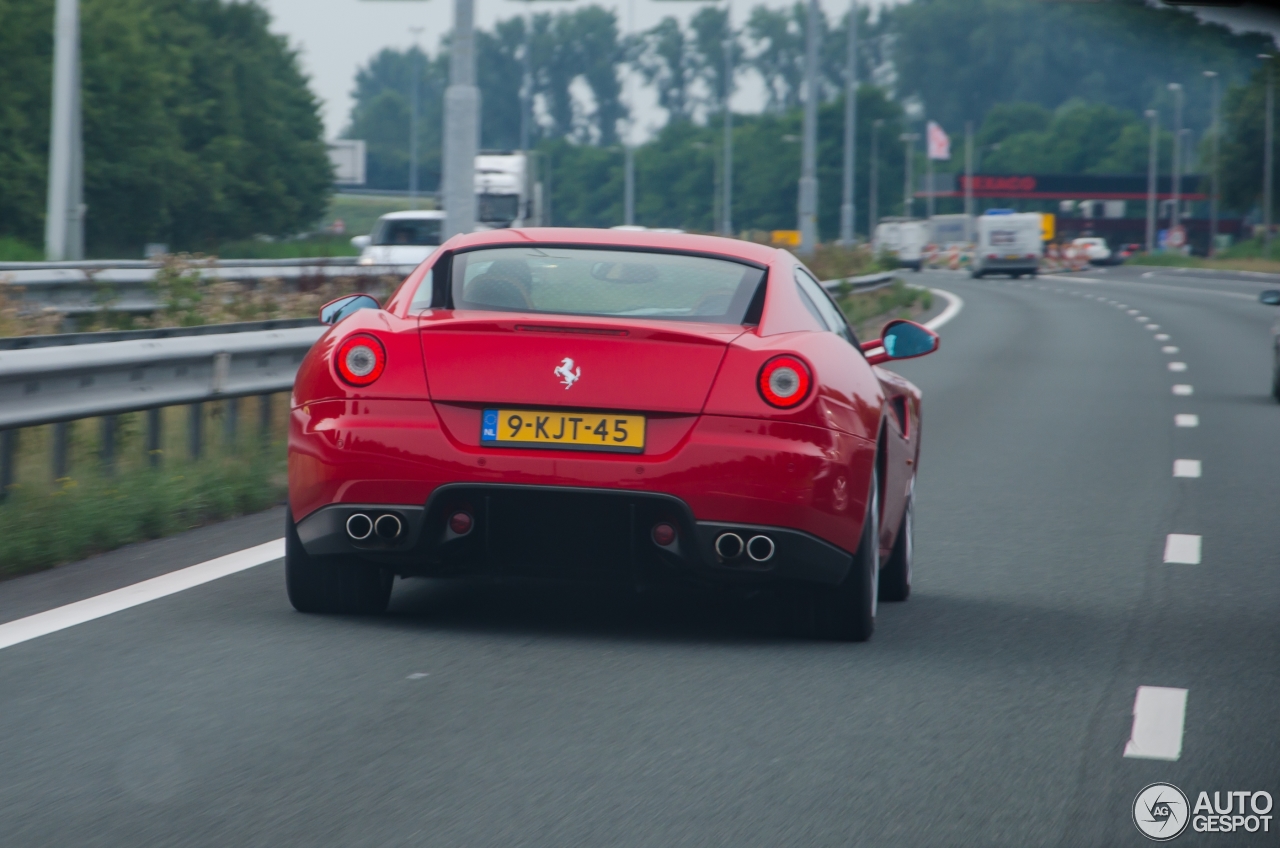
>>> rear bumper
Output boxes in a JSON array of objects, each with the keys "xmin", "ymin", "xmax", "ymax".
[
  {"xmin": 975, "ymin": 258, "xmax": 1038, "ymax": 274},
  {"xmin": 295, "ymin": 484, "xmax": 853, "ymax": 586},
  {"xmin": 289, "ymin": 398, "xmax": 875, "ymax": 574}
]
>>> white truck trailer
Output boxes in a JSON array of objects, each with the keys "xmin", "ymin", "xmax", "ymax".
[
  {"xmin": 475, "ymin": 152, "xmax": 541, "ymax": 229},
  {"xmin": 872, "ymin": 218, "xmax": 928, "ymax": 271},
  {"xmin": 971, "ymin": 212, "xmax": 1043, "ymax": 278}
]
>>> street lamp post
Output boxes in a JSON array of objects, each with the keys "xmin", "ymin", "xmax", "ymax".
[
  {"xmin": 964, "ymin": 121, "xmax": 974, "ymax": 242},
  {"xmin": 1145, "ymin": 109, "xmax": 1158, "ymax": 254},
  {"xmin": 900, "ymin": 132, "xmax": 919, "ymax": 218},
  {"xmin": 442, "ymin": 0, "xmax": 479, "ymax": 239},
  {"xmin": 1167, "ymin": 82, "xmax": 1183, "ymax": 245},
  {"xmin": 839, "ymin": 0, "xmax": 857, "ymax": 245},
  {"xmin": 869, "ymin": 118, "xmax": 883, "ymax": 236},
  {"xmin": 45, "ymin": 0, "xmax": 84, "ymax": 261},
  {"xmin": 409, "ymin": 26, "xmax": 423, "ymax": 209},
  {"xmin": 1262, "ymin": 54, "xmax": 1275, "ymax": 257},
  {"xmin": 797, "ymin": 0, "xmax": 820, "ymax": 255},
  {"xmin": 1204, "ymin": 70, "xmax": 1220, "ymax": 256}
]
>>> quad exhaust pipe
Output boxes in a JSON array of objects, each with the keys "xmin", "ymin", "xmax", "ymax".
[
  {"xmin": 715, "ymin": 531, "xmax": 775, "ymax": 563},
  {"xmin": 346, "ymin": 512, "xmax": 403, "ymax": 542}
]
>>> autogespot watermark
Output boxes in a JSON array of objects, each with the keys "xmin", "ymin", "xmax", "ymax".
[{"xmin": 1133, "ymin": 783, "xmax": 1274, "ymax": 841}]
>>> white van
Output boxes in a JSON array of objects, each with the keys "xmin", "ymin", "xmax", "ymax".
[
  {"xmin": 873, "ymin": 219, "xmax": 928, "ymax": 271},
  {"xmin": 972, "ymin": 213, "xmax": 1043, "ymax": 278},
  {"xmin": 353, "ymin": 210, "xmax": 445, "ymax": 266}
]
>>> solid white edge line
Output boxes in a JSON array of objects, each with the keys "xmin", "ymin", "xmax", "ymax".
[
  {"xmin": 0, "ymin": 538, "xmax": 285, "ymax": 651},
  {"xmin": 924, "ymin": 288, "xmax": 964, "ymax": 331},
  {"xmin": 1124, "ymin": 686, "xmax": 1188, "ymax": 761}
]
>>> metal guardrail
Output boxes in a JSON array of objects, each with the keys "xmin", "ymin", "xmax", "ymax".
[
  {"xmin": 0, "ymin": 257, "xmax": 417, "ymax": 316},
  {"xmin": 820, "ymin": 271, "xmax": 897, "ymax": 292}
]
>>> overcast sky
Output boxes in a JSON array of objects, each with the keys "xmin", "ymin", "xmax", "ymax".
[
  {"xmin": 257, "ymin": 0, "xmax": 901, "ymax": 141},
  {"xmin": 256, "ymin": 0, "xmax": 1280, "ymax": 142}
]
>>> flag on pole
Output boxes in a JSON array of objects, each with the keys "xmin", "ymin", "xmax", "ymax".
[{"xmin": 927, "ymin": 121, "xmax": 951, "ymax": 161}]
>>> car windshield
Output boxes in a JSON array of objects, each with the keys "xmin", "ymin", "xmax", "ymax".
[
  {"xmin": 450, "ymin": 247, "xmax": 765, "ymax": 325},
  {"xmin": 373, "ymin": 218, "xmax": 442, "ymax": 246}
]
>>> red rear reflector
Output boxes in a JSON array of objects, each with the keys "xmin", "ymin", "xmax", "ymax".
[
  {"xmin": 449, "ymin": 512, "xmax": 473, "ymax": 535},
  {"xmin": 758, "ymin": 355, "xmax": 812, "ymax": 408},
  {"xmin": 652, "ymin": 522, "xmax": 676, "ymax": 546},
  {"xmin": 335, "ymin": 334, "xmax": 386, "ymax": 386}
]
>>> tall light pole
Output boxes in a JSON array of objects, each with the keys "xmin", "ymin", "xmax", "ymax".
[
  {"xmin": 900, "ymin": 132, "xmax": 919, "ymax": 218},
  {"xmin": 1262, "ymin": 54, "xmax": 1275, "ymax": 257},
  {"xmin": 1145, "ymin": 109, "xmax": 1158, "ymax": 254},
  {"xmin": 720, "ymin": 11, "xmax": 733, "ymax": 236},
  {"xmin": 45, "ymin": 0, "xmax": 84, "ymax": 261},
  {"xmin": 443, "ymin": 0, "xmax": 479, "ymax": 239},
  {"xmin": 1167, "ymin": 82, "xmax": 1183, "ymax": 243},
  {"xmin": 839, "ymin": 0, "xmax": 857, "ymax": 245},
  {"xmin": 409, "ymin": 26, "xmax": 424, "ymax": 209},
  {"xmin": 796, "ymin": 0, "xmax": 820, "ymax": 255},
  {"xmin": 869, "ymin": 118, "xmax": 883, "ymax": 235},
  {"xmin": 1204, "ymin": 70, "xmax": 1220, "ymax": 256}
]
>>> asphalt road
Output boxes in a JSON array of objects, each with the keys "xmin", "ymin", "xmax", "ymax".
[{"xmin": 1, "ymin": 264, "xmax": 1278, "ymax": 846}]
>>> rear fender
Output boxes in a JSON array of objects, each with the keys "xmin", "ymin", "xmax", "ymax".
[{"xmin": 292, "ymin": 309, "xmax": 429, "ymax": 407}]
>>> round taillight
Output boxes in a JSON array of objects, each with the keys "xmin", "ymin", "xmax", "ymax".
[
  {"xmin": 335, "ymin": 334, "xmax": 386, "ymax": 386},
  {"xmin": 758, "ymin": 355, "xmax": 812, "ymax": 408}
]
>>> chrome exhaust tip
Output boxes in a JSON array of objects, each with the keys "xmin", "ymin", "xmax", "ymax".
[
  {"xmin": 714, "ymin": 532, "xmax": 744, "ymax": 560},
  {"xmin": 346, "ymin": 513, "xmax": 373, "ymax": 540},
  {"xmin": 374, "ymin": 513, "xmax": 403, "ymax": 540},
  {"xmin": 746, "ymin": 535, "xmax": 775, "ymax": 562}
]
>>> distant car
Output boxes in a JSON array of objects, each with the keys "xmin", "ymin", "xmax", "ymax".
[
  {"xmin": 352, "ymin": 210, "xmax": 444, "ymax": 266},
  {"xmin": 1071, "ymin": 237, "xmax": 1113, "ymax": 265},
  {"xmin": 1262, "ymin": 289, "xmax": 1280, "ymax": 400},
  {"xmin": 1114, "ymin": 243, "xmax": 1141, "ymax": 263},
  {"xmin": 286, "ymin": 227, "xmax": 941, "ymax": 640}
]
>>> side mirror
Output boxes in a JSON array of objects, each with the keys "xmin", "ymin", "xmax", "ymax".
[
  {"xmin": 351, "ymin": 235, "xmax": 372, "ymax": 250},
  {"xmin": 863, "ymin": 319, "xmax": 939, "ymax": 366},
  {"xmin": 320, "ymin": 294, "xmax": 379, "ymax": 325},
  {"xmin": 1260, "ymin": 290, "xmax": 1280, "ymax": 306}
]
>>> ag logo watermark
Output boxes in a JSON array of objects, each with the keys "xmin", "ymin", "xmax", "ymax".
[
  {"xmin": 1134, "ymin": 783, "xmax": 1190, "ymax": 841},
  {"xmin": 1133, "ymin": 784, "xmax": 1274, "ymax": 840}
]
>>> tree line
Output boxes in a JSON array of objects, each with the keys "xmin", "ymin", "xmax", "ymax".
[{"xmin": 350, "ymin": 0, "xmax": 1278, "ymax": 237}]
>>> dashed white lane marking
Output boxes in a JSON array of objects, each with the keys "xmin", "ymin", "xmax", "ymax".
[
  {"xmin": 1154, "ymin": 333, "xmax": 1170, "ymax": 341},
  {"xmin": 1124, "ymin": 686, "xmax": 1189, "ymax": 761},
  {"xmin": 1175, "ymin": 414, "xmax": 1199, "ymax": 427},
  {"xmin": 1136, "ymin": 315, "xmax": 1149, "ymax": 321},
  {"xmin": 1127, "ymin": 309, "xmax": 1140, "ymax": 314},
  {"xmin": 0, "ymin": 539, "xmax": 285, "ymax": 651},
  {"xmin": 1162, "ymin": 346, "xmax": 1179, "ymax": 354},
  {"xmin": 1164, "ymin": 534, "xmax": 1202, "ymax": 564},
  {"xmin": 1173, "ymin": 459, "xmax": 1202, "ymax": 478},
  {"xmin": 1168, "ymin": 362, "xmax": 1187, "ymax": 372},
  {"xmin": 1146, "ymin": 324, "xmax": 1160, "ymax": 330},
  {"xmin": 1172, "ymin": 384, "xmax": 1194, "ymax": 396},
  {"xmin": 406, "ymin": 673, "xmax": 430, "ymax": 680}
]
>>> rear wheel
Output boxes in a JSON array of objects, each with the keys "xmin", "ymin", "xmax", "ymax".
[
  {"xmin": 285, "ymin": 510, "xmax": 393, "ymax": 614},
  {"xmin": 970, "ymin": 269, "xmax": 984, "ymax": 279},
  {"xmin": 879, "ymin": 482, "xmax": 912, "ymax": 602},
  {"xmin": 804, "ymin": 468, "xmax": 879, "ymax": 641}
]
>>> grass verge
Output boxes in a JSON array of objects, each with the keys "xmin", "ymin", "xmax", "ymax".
[
  {"xmin": 0, "ymin": 447, "xmax": 285, "ymax": 580},
  {"xmin": 832, "ymin": 280, "xmax": 933, "ymax": 342}
]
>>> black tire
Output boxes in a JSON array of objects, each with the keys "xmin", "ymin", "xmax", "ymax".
[
  {"xmin": 805, "ymin": 467, "xmax": 879, "ymax": 642},
  {"xmin": 1011, "ymin": 273, "xmax": 1022, "ymax": 279},
  {"xmin": 879, "ymin": 482, "xmax": 912, "ymax": 602},
  {"xmin": 285, "ymin": 510, "xmax": 393, "ymax": 614},
  {"xmin": 970, "ymin": 269, "xmax": 984, "ymax": 279}
]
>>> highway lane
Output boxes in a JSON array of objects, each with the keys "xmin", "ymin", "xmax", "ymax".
[{"xmin": 0, "ymin": 268, "xmax": 1277, "ymax": 846}]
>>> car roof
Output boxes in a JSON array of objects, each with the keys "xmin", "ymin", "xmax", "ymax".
[
  {"xmin": 439, "ymin": 227, "xmax": 784, "ymax": 265},
  {"xmin": 380, "ymin": 210, "xmax": 446, "ymax": 221}
]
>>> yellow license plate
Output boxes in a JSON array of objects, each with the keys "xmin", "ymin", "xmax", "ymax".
[
  {"xmin": 481, "ymin": 408, "xmax": 646, "ymax": 453},
  {"xmin": 1004, "ymin": 254, "xmax": 1021, "ymax": 260}
]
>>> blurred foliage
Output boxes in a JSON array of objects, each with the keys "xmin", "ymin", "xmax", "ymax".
[
  {"xmin": 795, "ymin": 243, "xmax": 879, "ymax": 281},
  {"xmin": 0, "ymin": 0, "xmax": 331, "ymax": 256},
  {"xmin": 0, "ymin": 443, "xmax": 284, "ymax": 579},
  {"xmin": 1221, "ymin": 63, "xmax": 1280, "ymax": 219},
  {"xmin": 834, "ymin": 281, "xmax": 932, "ymax": 343},
  {"xmin": 214, "ymin": 235, "xmax": 360, "ymax": 260},
  {"xmin": 0, "ymin": 236, "xmax": 43, "ymax": 261},
  {"xmin": 884, "ymin": 0, "xmax": 1270, "ymax": 136}
]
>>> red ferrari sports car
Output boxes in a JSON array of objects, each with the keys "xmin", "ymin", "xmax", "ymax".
[{"xmin": 286, "ymin": 228, "xmax": 938, "ymax": 640}]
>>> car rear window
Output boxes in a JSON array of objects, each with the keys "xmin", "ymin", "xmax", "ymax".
[{"xmin": 449, "ymin": 246, "xmax": 765, "ymax": 325}]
